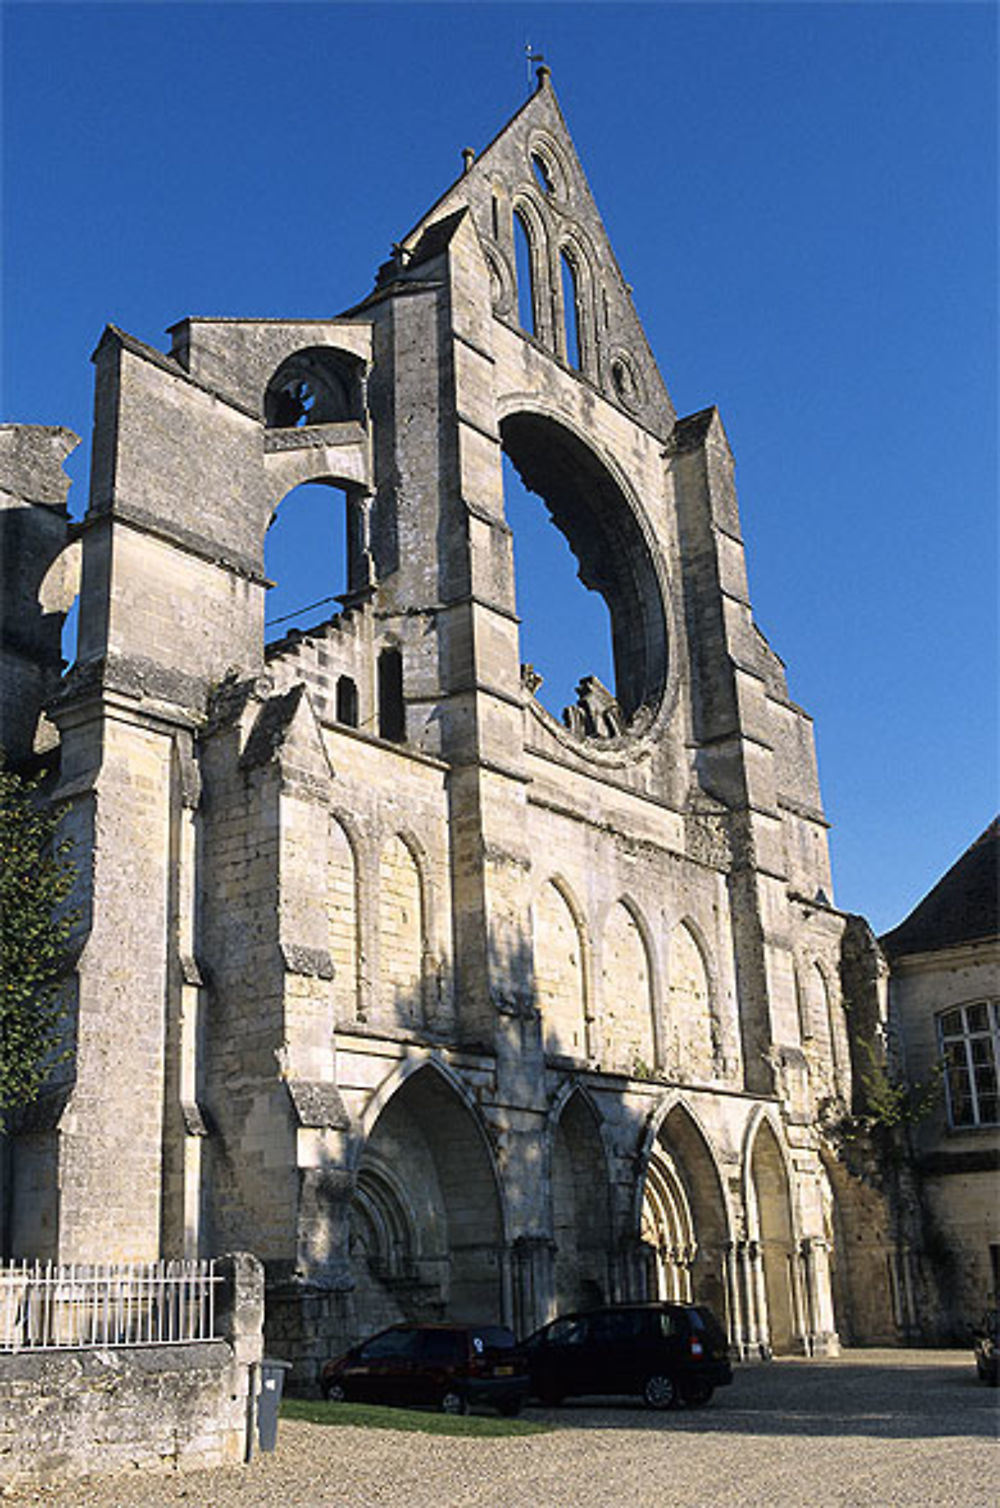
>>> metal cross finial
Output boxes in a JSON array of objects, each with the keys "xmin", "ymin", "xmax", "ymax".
[{"xmin": 525, "ymin": 42, "xmax": 545, "ymax": 86}]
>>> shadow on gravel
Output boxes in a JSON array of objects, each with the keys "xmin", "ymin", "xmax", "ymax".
[{"xmin": 525, "ymin": 1362, "xmax": 999, "ymax": 1441}]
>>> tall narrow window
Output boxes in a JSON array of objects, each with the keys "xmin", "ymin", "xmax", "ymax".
[
  {"xmin": 531, "ymin": 152, "xmax": 555, "ymax": 196},
  {"xmin": 939, "ymin": 1000, "xmax": 999, "ymax": 1127},
  {"xmin": 560, "ymin": 250, "xmax": 582, "ymax": 370},
  {"xmin": 491, "ymin": 190, "xmax": 501, "ymax": 241},
  {"xmin": 513, "ymin": 210, "xmax": 535, "ymax": 335},
  {"xmin": 378, "ymin": 647, "xmax": 405, "ymax": 742},
  {"xmin": 336, "ymin": 675, "xmax": 359, "ymax": 728}
]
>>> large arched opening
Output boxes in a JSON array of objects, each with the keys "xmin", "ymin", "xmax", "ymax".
[
  {"xmin": 500, "ymin": 412, "xmax": 668, "ymax": 736},
  {"xmin": 748, "ymin": 1119, "xmax": 798, "ymax": 1354},
  {"xmin": 264, "ymin": 479, "xmax": 350, "ymax": 641},
  {"xmin": 551, "ymin": 1091, "xmax": 613, "ymax": 1313},
  {"xmin": 640, "ymin": 1104, "xmax": 729, "ymax": 1323},
  {"xmin": 350, "ymin": 1066, "xmax": 504, "ymax": 1332}
]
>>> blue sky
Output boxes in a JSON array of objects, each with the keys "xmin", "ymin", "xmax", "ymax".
[{"xmin": 2, "ymin": 1, "xmax": 996, "ymax": 933}]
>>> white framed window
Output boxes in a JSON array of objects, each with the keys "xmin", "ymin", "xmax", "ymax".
[{"xmin": 938, "ymin": 999, "xmax": 999, "ymax": 1128}]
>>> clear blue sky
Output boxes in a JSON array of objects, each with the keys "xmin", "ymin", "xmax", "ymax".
[{"xmin": 3, "ymin": 1, "xmax": 996, "ymax": 933}]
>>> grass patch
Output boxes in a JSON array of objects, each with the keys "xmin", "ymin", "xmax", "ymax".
[{"xmin": 281, "ymin": 1396, "xmax": 551, "ymax": 1437}]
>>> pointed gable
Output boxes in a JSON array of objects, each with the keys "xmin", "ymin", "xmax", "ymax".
[{"xmin": 396, "ymin": 69, "xmax": 675, "ymax": 439}]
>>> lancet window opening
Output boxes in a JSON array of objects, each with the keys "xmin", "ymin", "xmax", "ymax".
[{"xmin": 512, "ymin": 209, "xmax": 537, "ymax": 336}]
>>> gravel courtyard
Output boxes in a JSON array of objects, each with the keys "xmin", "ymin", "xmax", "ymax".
[{"xmin": 7, "ymin": 1349, "xmax": 998, "ymax": 1508}]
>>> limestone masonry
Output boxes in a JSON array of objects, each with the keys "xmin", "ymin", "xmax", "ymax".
[{"xmin": 1, "ymin": 74, "xmax": 948, "ymax": 1384}]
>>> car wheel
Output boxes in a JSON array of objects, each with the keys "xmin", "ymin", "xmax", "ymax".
[
  {"xmin": 440, "ymin": 1388, "xmax": 469, "ymax": 1415},
  {"xmin": 681, "ymin": 1379, "xmax": 714, "ymax": 1408},
  {"xmin": 322, "ymin": 1380, "xmax": 347, "ymax": 1403},
  {"xmin": 642, "ymin": 1372, "xmax": 678, "ymax": 1410}
]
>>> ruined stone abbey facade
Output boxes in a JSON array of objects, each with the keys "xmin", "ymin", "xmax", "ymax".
[{"xmin": 1, "ymin": 75, "xmax": 913, "ymax": 1383}]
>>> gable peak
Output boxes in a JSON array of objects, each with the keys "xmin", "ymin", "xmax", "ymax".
[{"xmin": 395, "ymin": 75, "xmax": 675, "ymax": 436}]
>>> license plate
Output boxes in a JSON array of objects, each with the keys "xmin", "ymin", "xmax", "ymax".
[{"xmin": 494, "ymin": 1364, "xmax": 514, "ymax": 1376}]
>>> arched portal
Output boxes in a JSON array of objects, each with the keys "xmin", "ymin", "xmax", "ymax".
[
  {"xmin": 749, "ymin": 1119, "xmax": 797, "ymax": 1354},
  {"xmin": 640, "ymin": 1104, "xmax": 729, "ymax": 1323},
  {"xmin": 641, "ymin": 1149, "xmax": 696, "ymax": 1300},
  {"xmin": 551, "ymin": 1092, "xmax": 613, "ymax": 1313},
  {"xmin": 352, "ymin": 1066, "xmax": 504, "ymax": 1331}
]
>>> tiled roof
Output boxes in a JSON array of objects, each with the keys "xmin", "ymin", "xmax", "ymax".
[{"xmin": 880, "ymin": 818, "xmax": 999, "ymax": 958}]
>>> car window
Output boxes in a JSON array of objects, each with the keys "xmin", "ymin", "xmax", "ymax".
[
  {"xmin": 417, "ymin": 1330, "xmax": 466, "ymax": 1363},
  {"xmin": 590, "ymin": 1310, "xmax": 645, "ymax": 1343},
  {"xmin": 545, "ymin": 1316, "xmax": 588, "ymax": 1346},
  {"xmin": 692, "ymin": 1306, "xmax": 728, "ymax": 1345},
  {"xmin": 359, "ymin": 1327, "xmax": 419, "ymax": 1360},
  {"xmin": 472, "ymin": 1326, "xmax": 517, "ymax": 1351},
  {"xmin": 657, "ymin": 1310, "xmax": 679, "ymax": 1338}
]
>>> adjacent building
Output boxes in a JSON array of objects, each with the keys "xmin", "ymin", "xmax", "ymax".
[{"xmin": 882, "ymin": 819, "xmax": 1000, "ymax": 1335}]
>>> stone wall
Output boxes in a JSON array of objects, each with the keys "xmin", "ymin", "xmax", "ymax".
[{"xmin": 0, "ymin": 1252, "xmax": 263, "ymax": 1490}]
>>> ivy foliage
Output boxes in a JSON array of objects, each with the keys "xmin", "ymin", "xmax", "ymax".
[
  {"xmin": 0, "ymin": 763, "xmax": 77, "ymax": 1128},
  {"xmin": 852, "ymin": 1036, "xmax": 942, "ymax": 1135}
]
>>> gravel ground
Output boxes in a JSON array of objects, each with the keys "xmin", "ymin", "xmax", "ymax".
[{"xmin": 6, "ymin": 1350, "xmax": 998, "ymax": 1508}]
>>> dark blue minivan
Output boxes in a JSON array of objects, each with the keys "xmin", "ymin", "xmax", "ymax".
[{"xmin": 524, "ymin": 1302, "xmax": 733, "ymax": 1409}]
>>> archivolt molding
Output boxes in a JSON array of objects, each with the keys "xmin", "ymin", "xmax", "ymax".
[
  {"xmin": 352, "ymin": 1054, "xmax": 500, "ymax": 1179},
  {"xmin": 530, "ymin": 870, "xmax": 588, "ymax": 935},
  {"xmin": 525, "ymin": 128, "xmax": 573, "ymax": 209},
  {"xmin": 632, "ymin": 1091, "xmax": 735, "ymax": 1240},
  {"xmin": 353, "ymin": 1148, "xmax": 425, "ymax": 1268}
]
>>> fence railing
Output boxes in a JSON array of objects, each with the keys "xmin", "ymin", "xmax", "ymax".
[{"xmin": 0, "ymin": 1259, "xmax": 221, "ymax": 1352}]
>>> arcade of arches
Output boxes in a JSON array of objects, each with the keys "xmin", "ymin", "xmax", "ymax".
[{"xmin": 325, "ymin": 1067, "xmax": 836, "ymax": 1362}]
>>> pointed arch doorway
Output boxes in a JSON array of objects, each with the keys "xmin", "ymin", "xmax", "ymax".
[
  {"xmin": 350, "ymin": 1065, "xmax": 505, "ymax": 1334},
  {"xmin": 748, "ymin": 1119, "xmax": 798, "ymax": 1355},
  {"xmin": 639, "ymin": 1104, "xmax": 730, "ymax": 1323}
]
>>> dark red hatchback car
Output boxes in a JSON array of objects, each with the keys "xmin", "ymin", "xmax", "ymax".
[{"xmin": 321, "ymin": 1322, "xmax": 530, "ymax": 1415}]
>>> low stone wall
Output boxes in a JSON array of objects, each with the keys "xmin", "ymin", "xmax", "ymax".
[{"xmin": 0, "ymin": 1252, "xmax": 263, "ymax": 1489}]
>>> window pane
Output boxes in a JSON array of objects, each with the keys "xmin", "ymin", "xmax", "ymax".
[
  {"xmin": 547, "ymin": 1317, "xmax": 586, "ymax": 1346},
  {"xmin": 418, "ymin": 1330, "xmax": 465, "ymax": 1362},
  {"xmin": 939, "ymin": 1009, "xmax": 964, "ymax": 1038},
  {"xmin": 977, "ymin": 1094, "xmax": 998, "ymax": 1124},
  {"xmin": 362, "ymin": 1327, "xmax": 417, "ymax": 1359},
  {"xmin": 966, "ymin": 1002, "xmax": 988, "ymax": 1033},
  {"xmin": 970, "ymin": 1037, "xmax": 995, "ymax": 1066},
  {"xmin": 560, "ymin": 251, "xmax": 582, "ymax": 370},
  {"xmin": 974, "ymin": 1062, "xmax": 997, "ymax": 1095},
  {"xmin": 513, "ymin": 212, "xmax": 535, "ymax": 335}
]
